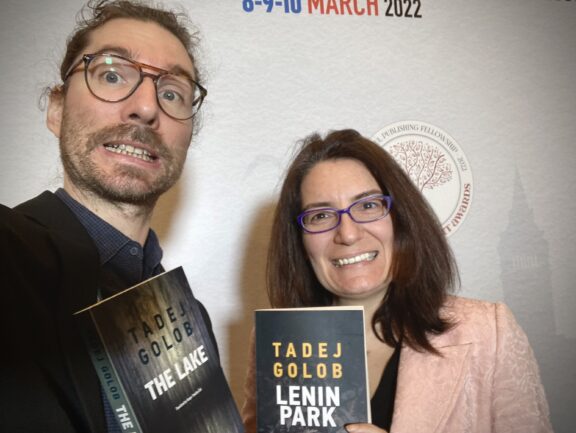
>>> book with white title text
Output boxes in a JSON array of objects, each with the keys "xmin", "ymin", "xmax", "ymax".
[
  {"xmin": 75, "ymin": 266, "xmax": 244, "ymax": 433},
  {"xmin": 255, "ymin": 307, "xmax": 370, "ymax": 433}
]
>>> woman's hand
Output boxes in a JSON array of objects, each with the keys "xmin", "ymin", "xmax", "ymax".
[{"xmin": 345, "ymin": 423, "xmax": 388, "ymax": 433}]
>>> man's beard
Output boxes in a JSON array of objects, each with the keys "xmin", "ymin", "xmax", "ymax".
[{"xmin": 59, "ymin": 114, "xmax": 187, "ymax": 207}]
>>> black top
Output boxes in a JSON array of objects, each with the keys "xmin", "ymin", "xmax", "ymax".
[
  {"xmin": 56, "ymin": 189, "xmax": 164, "ymax": 432},
  {"xmin": 370, "ymin": 344, "xmax": 401, "ymax": 431},
  {"xmin": 1, "ymin": 191, "xmax": 219, "ymax": 433}
]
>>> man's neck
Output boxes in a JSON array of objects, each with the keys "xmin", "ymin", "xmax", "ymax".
[{"xmin": 63, "ymin": 183, "xmax": 155, "ymax": 246}]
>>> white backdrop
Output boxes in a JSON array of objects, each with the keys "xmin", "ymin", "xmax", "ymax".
[{"xmin": 1, "ymin": 0, "xmax": 575, "ymax": 431}]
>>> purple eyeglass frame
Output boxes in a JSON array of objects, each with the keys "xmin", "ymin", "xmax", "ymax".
[{"xmin": 297, "ymin": 193, "xmax": 393, "ymax": 234}]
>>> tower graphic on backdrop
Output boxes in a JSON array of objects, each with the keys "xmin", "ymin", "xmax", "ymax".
[
  {"xmin": 498, "ymin": 169, "xmax": 555, "ymax": 340},
  {"xmin": 498, "ymin": 169, "xmax": 574, "ymax": 433}
]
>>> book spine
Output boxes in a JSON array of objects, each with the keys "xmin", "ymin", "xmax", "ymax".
[{"xmin": 84, "ymin": 313, "xmax": 144, "ymax": 433}]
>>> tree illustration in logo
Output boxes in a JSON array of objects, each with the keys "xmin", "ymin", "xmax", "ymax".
[{"xmin": 389, "ymin": 140, "xmax": 453, "ymax": 192}]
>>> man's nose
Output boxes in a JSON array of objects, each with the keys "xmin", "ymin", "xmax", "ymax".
[{"xmin": 120, "ymin": 76, "xmax": 161, "ymax": 128}]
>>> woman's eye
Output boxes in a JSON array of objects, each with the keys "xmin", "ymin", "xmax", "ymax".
[
  {"xmin": 309, "ymin": 212, "xmax": 334, "ymax": 224},
  {"xmin": 361, "ymin": 200, "xmax": 383, "ymax": 210}
]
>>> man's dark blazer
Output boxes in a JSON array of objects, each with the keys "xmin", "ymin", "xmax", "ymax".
[{"xmin": 0, "ymin": 191, "xmax": 217, "ymax": 432}]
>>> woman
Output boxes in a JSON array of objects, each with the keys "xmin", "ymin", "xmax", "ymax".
[{"xmin": 242, "ymin": 129, "xmax": 552, "ymax": 433}]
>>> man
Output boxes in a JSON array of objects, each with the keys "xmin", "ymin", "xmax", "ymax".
[{"xmin": 0, "ymin": 1, "xmax": 216, "ymax": 431}]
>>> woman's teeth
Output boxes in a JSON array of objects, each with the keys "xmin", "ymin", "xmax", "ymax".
[{"xmin": 333, "ymin": 252, "xmax": 377, "ymax": 267}]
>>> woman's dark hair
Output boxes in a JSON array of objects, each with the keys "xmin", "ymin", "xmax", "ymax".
[{"xmin": 267, "ymin": 129, "xmax": 459, "ymax": 353}]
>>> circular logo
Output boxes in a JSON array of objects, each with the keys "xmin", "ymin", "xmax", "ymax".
[{"xmin": 372, "ymin": 121, "xmax": 473, "ymax": 236}]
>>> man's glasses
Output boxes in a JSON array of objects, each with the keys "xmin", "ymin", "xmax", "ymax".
[
  {"xmin": 64, "ymin": 53, "xmax": 207, "ymax": 121},
  {"xmin": 297, "ymin": 194, "xmax": 393, "ymax": 234}
]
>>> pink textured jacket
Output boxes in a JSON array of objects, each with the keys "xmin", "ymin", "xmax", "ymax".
[{"xmin": 241, "ymin": 296, "xmax": 553, "ymax": 433}]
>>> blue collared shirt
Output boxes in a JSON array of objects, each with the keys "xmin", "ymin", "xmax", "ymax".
[
  {"xmin": 55, "ymin": 188, "xmax": 163, "ymax": 296},
  {"xmin": 55, "ymin": 188, "xmax": 164, "ymax": 432}
]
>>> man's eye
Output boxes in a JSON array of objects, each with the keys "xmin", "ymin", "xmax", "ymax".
[
  {"xmin": 91, "ymin": 66, "xmax": 129, "ymax": 86},
  {"xmin": 158, "ymin": 77, "xmax": 192, "ymax": 105},
  {"xmin": 159, "ymin": 90, "xmax": 183, "ymax": 103},
  {"xmin": 103, "ymin": 71, "xmax": 122, "ymax": 84}
]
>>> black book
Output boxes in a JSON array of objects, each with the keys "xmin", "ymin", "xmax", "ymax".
[
  {"xmin": 255, "ymin": 307, "xmax": 370, "ymax": 432},
  {"xmin": 75, "ymin": 266, "xmax": 244, "ymax": 433}
]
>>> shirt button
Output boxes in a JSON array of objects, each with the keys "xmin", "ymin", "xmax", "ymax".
[{"xmin": 129, "ymin": 246, "xmax": 139, "ymax": 256}]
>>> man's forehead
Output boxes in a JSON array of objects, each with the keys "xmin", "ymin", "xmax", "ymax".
[
  {"xmin": 87, "ymin": 45, "xmax": 196, "ymax": 81},
  {"xmin": 84, "ymin": 18, "xmax": 195, "ymax": 76}
]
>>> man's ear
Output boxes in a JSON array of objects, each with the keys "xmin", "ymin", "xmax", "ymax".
[{"xmin": 47, "ymin": 87, "xmax": 64, "ymax": 138}]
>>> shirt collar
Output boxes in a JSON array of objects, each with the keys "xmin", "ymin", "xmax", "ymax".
[{"xmin": 54, "ymin": 188, "xmax": 162, "ymax": 268}]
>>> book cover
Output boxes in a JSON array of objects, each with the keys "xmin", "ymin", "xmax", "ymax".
[
  {"xmin": 255, "ymin": 307, "xmax": 370, "ymax": 433},
  {"xmin": 75, "ymin": 266, "xmax": 244, "ymax": 433}
]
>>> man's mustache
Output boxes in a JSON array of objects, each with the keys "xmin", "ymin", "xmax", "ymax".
[{"xmin": 87, "ymin": 124, "xmax": 170, "ymax": 160}]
